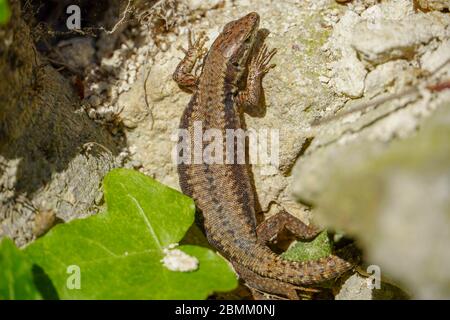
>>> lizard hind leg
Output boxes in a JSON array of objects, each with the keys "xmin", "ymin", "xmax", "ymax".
[
  {"xmin": 232, "ymin": 262, "xmax": 300, "ymax": 300},
  {"xmin": 256, "ymin": 209, "xmax": 321, "ymax": 245}
]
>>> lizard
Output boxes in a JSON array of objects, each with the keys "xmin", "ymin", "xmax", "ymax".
[{"xmin": 172, "ymin": 12, "xmax": 360, "ymax": 299}]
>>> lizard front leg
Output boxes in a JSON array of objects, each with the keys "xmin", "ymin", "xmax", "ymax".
[
  {"xmin": 172, "ymin": 30, "xmax": 208, "ymax": 92},
  {"xmin": 236, "ymin": 43, "xmax": 277, "ymax": 111}
]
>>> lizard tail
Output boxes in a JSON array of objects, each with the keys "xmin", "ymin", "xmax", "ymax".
[{"xmin": 254, "ymin": 243, "xmax": 361, "ymax": 285}]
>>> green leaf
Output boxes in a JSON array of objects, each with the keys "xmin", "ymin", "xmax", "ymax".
[
  {"xmin": 281, "ymin": 231, "xmax": 332, "ymax": 262},
  {"xmin": 25, "ymin": 168, "xmax": 237, "ymax": 299},
  {"xmin": 0, "ymin": 0, "xmax": 11, "ymax": 25},
  {"xmin": 0, "ymin": 238, "xmax": 42, "ymax": 300}
]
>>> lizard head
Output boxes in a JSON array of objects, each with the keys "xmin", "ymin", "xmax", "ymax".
[{"xmin": 211, "ymin": 12, "xmax": 260, "ymax": 78}]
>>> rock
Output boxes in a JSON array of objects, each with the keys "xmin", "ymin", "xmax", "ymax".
[
  {"xmin": 416, "ymin": 0, "xmax": 450, "ymax": 11},
  {"xmin": 420, "ymin": 39, "xmax": 450, "ymax": 73},
  {"xmin": 57, "ymin": 37, "xmax": 96, "ymax": 69},
  {"xmin": 336, "ymin": 273, "xmax": 409, "ymax": 300},
  {"xmin": 293, "ymin": 104, "xmax": 450, "ymax": 299},
  {"xmin": 351, "ymin": 14, "xmax": 448, "ymax": 65},
  {"xmin": 186, "ymin": 0, "xmax": 224, "ymax": 11},
  {"xmin": 326, "ymin": 10, "xmax": 367, "ymax": 97},
  {"xmin": 0, "ymin": 2, "xmax": 119, "ymax": 247},
  {"xmin": 290, "ymin": 0, "xmax": 450, "ymax": 299},
  {"xmin": 325, "ymin": 0, "xmax": 450, "ymax": 100},
  {"xmin": 88, "ymin": 94, "xmax": 101, "ymax": 107},
  {"xmin": 363, "ymin": 60, "xmax": 416, "ymax": 98},
  {"xmin": 87, "ymin": 108, "xmax": 97, "ymax": 119}
]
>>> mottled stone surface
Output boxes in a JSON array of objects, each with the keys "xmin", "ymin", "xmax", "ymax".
[
  {"xmin": 0, "ymin": 1, "xmax": 120, "ymax": 247},
  {"xmin": 290, "ymin": 0, "xmax": 450, "ymax": 299},
  {"xmin": 294, "ymin": 105, "xmax": 450, "ymax": 299}
]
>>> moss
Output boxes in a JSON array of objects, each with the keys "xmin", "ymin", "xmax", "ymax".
[{"xmin": 281, "ymin": 231, "xmax": 332, "ymax": 262}]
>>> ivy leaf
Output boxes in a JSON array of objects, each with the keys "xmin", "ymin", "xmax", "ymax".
[
  {"xmin": 0, "ymin": 0, "xmax": 11, "ymax": 25},
  {"xmin": 24, "ymin": 168, "xmax": 237, "ymax": 299},
  {"xmin": 281, "ymin": 231, "xmax": 332, "ymax": 262},
  {"xmin": 0, "ymin": 238, "xmax": 42, "ymax": 300}
]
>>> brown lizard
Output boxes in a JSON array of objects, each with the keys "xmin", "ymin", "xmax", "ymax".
[{"xmin": 172, "ymin": 12, "xmax": 360, "ymax": 299}]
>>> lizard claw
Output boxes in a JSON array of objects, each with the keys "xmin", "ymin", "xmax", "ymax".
[
  {"xmin": 187, "ymin": 29, "xmax": 209, "ymax": 59},
  {"xmin": 177, "ymin": 30, "xmax": 209, "ymax": 60},
  {"xmin": 251, "ymin": 43, "xmax": 277, "ymax": 76}
]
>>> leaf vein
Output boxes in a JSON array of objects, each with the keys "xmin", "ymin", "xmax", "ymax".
[
  {"xmin": 77, "ymin": 235, "xmax": 119, "ymax": 258},
  {"xmin": 126, "ymin": 194, "xmax": 162, "ymax": 250}
]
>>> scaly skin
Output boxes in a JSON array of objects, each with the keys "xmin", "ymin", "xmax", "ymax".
[{"xmin": 173, "ymin": 12, "xmax": 359, "ymax": 299}]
